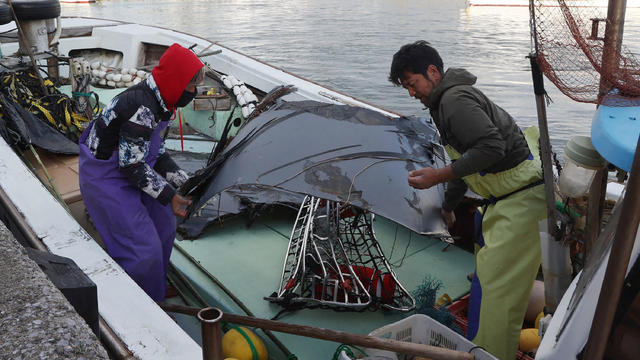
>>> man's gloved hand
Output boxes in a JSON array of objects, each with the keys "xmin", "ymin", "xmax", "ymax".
[
  {"xmin": 171, "ymin": 194, "xmax": 192, "ymax": 218},
  {"xmin": 441, "ymin": 208, "xmax": 456, "ymax": 228}
]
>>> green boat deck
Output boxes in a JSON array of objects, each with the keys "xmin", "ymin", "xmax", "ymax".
[{"xmin": 171, "ymin": 211, "xmax": 474, "ymax": 359}]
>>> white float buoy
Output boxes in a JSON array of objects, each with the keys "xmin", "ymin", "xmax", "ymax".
[
  {"xmin": 247, "ymin": 94, "xmax": 258, "ymax": 103},
  {"xmin": 222, "ymin": 77, "xmax": 232, "ymax": 89}
]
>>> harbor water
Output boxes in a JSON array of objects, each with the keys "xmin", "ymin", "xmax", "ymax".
[{"xmin": 62, "ymin": 0, "xmax": 640, "ymax": 152}]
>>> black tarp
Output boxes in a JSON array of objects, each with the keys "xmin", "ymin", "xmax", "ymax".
[
  {"xmin": 180, "ymin": 100, "xmax": 448, "ymax": 238},
  {"xmin": 0, "ymin": 93, "xmax": 79, "ymax": 154}
]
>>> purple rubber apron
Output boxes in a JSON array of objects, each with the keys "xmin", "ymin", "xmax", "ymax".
[{"xmin": 78, "ymin": 120, "xmax": 176, "ymax": 302}]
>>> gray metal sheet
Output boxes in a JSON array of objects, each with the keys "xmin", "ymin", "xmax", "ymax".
[{"xmin": 181, "ymin": 100, "xmax": 448, "ymax": 237}]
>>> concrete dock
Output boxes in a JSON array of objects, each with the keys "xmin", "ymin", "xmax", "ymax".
[{"xmin": 0, "ymin": 221, "xmax": 108, "ymax": 360}]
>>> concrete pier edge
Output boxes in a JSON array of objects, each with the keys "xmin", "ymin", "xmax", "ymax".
[{"xmin": 0, "ymin": 220, "xmax": 109, "ymax": 359}]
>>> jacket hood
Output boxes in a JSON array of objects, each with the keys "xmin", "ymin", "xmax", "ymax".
[
  {"xmin": 151, "ymin": 43, "xmax": 204, "ymax": 111},
  {"xmin": 428, "ymin": 68, "xmax": 477, "ymax": 109}
]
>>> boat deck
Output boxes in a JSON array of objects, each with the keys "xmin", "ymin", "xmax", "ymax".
[{"xmin": 171, "ymin": 210, "xmax": 474, "ymax": 359}]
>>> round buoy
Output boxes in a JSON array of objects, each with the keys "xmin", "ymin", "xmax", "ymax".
[
  {"xmin": 519, "ymin": 328, "xmax": 541, "ymax": 352},
  {"xmin": 525, "ymin": 280, "xmax": 545, "ymax": 324},
  {"xmin": 222, "ymin": 326, "xmax": 268, "ymax": 360}
]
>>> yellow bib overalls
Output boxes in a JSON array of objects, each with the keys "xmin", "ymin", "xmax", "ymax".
[{"xmin": 446, "ymin": 126, "xmax": 546, "ymax": 360}]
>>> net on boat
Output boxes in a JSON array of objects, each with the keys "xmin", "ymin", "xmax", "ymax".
[
  {"xmin": 266, "ymin": 196, "xmax": 415, "ymax": 313},
  {"xmin": 530, "ymin": 0, "xmax": 640, "ymax": 105},
  {"xmin": 0, "ymin": 70, "xmax": 91, "ymax": 142}
]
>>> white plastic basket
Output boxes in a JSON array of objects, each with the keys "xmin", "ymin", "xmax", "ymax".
[{"xmin": 363, "ymin": 314, "xmax": 497, "ymax": 360}]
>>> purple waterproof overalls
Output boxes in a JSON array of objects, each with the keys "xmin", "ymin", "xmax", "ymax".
[{"xmin": 78, "ymin": 120, "xmax": 175, "ymax": 302}]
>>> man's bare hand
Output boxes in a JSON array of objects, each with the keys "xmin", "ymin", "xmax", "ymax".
[
  {"xmin": 408, "ymin": 165, "xmax": 456, "ymax": 190},
  {"xmin": 171, "ymin": 194, "xmax": 192, "ymax": 218},
  {"xmin": 408, "ymin": 167, "xmax": 441, "ymax": 189},
  {"xmin": 441, "ymin": 208, "xmax": 456, "ymax": 228}
]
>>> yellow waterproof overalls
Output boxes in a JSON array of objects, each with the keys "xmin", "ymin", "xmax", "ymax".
[{"xmin": 445, "ymin": 126, "xmax": 546, "ymax": 360}]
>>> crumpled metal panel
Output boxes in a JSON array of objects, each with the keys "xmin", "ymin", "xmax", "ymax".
[{"xmin": 181, "ymin": 100, "xmax": 448, "ymax": 237}]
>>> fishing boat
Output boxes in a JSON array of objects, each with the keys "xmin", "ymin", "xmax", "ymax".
[
  {"xmin": 0, "ymin": 4, "xmax": 482, "ymax": 360},
  {"xmin": 2, "ymin": 0, "xmax": 638, "ymax": 359}
]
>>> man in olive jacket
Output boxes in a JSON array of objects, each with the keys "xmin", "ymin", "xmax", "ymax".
[{"xmin": 390, "ymin": 41, "xmax": 547, "ymax": 359}]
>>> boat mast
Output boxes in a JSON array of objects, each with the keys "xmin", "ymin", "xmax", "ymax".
[{"xmin": 598, "ymin": 0, "xmax": 627, "ymax": 99}]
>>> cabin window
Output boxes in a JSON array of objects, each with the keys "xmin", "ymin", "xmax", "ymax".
[{"xmin": 138, "ymin": 43, "xmax": 170, "ymax": 70}]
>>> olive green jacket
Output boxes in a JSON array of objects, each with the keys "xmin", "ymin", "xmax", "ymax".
[{"xmin": 427, "ymin": 68, "xmax": 530, "ymax": 211}]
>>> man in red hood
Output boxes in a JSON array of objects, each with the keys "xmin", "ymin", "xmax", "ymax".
[{"xmin": 78, "ymin": 43, "xmax": 204, "ymax": 301}]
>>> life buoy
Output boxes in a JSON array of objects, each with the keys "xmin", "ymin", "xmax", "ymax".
[
  {"xmin": 11, "ymin": 0, "xmax": 61, "ymax": 21},
  {"xmin": 0, "ymin": 3, "xmax": 11, "ymax": 25}
]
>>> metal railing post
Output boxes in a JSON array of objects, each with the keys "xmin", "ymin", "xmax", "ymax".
[{"xmin": 197, "ymin": 307, "xmax": 224, "ymax": 360}]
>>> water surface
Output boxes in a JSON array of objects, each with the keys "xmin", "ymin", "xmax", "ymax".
[{"xmin": 62, "ymin": 0, "xmax": 640, "ymax": 152}]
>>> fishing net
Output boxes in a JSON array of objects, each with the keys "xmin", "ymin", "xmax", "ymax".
[
  {"xmin": 0, "ymin": 70, "xmax": 92, "ymax": 142},
  {"xmin": 530, "ymin": 0, "xmax": 640, "ymax": 105}
]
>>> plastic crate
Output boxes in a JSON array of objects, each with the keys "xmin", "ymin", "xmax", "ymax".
[
  {"xmin": 447, "ymin": 294, "xmax": 470, "ymax": 335},
  {"xmin": 364, "ymin": 314, "xmax": 497, "ymax": 360}
]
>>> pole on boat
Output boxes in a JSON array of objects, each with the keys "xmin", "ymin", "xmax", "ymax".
[
  {"xmin": 598, "ymin": 0, "xmax": 628, "ymax": 99},
  {"xmin": 161, "ymin": 303, "xmax": 476, "ymax": 360},
  {"xmin": 585, "ymin": 0, "xmax": 629, "ymax": 261},
  {"xmin": 197, "ymin": 307, "xmax": 224, "ymax": 360},
  {"xmin": 46, "ymin": 18, "xmax": 59, "ymax": 82},
  {"xmin": 583, "ymin": 135, "xmax": 640, "ymax": 360},
  {"xmin": 6, "ymin": 0, "xmax": 49, "ymax": 96},
  {"xmin": 528, "ymin": 54, "xmax": 572, "ymax": 312},
  {"xmin": 584, "ymin": 166, "xmax": 608, "ymax": 259},
  {"xmin": 528, "ymin": 55, "xmax": 559, "ymax": 240}
]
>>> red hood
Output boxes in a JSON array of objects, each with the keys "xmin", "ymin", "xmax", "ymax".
[{"xmin": 152, "ymin": 43, "xmax": 204, "ymax": 110}]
